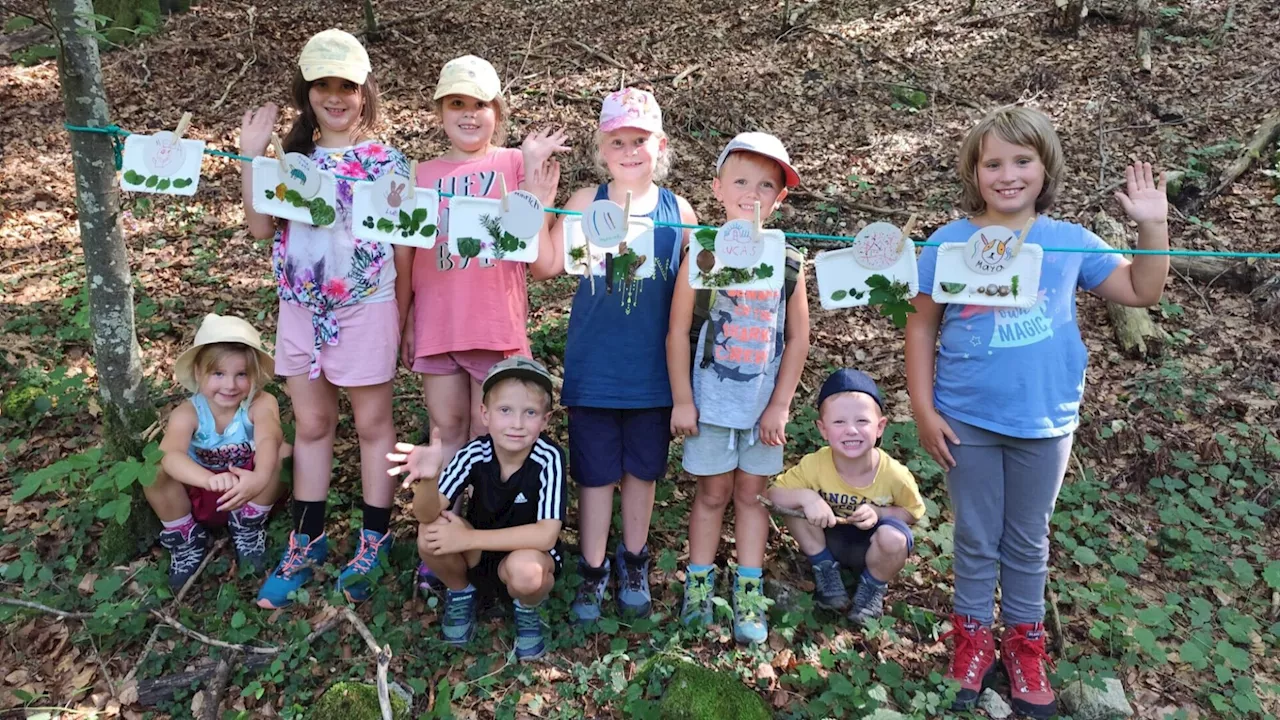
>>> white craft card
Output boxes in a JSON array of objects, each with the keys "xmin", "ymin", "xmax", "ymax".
[
  {"xmin": 447, "ymin": 196, "xmax": 539, "ymax": 263},
  {"xmin": 562, "ymin": 215, "xmax": 657, "ymax": 279},
  {"xmin": 814, "ymin": 222, "xmax": 919, "ymax": 310},
  {"xmin": 931, "ymin": 225, "xmax": 1043, "ymax": 309},
  {"xmin": 351, "ymin": 173, "xmax": 440, "ymax": 248},
  {"xmin": 119, "ymin": 132, "xmax": 205, "ymax": 196},
  {"xmin": 687, "ymin": 221, "xmax": 786, "ymax": 292},
  {"xmin": 250, "ymin": 155, "xmax": 338, "ymax": 228}
]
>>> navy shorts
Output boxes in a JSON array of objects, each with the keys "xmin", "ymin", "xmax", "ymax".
[
  {"xmin": 568, "ymin": 406, "xmax": 673, "ymax": 487},
  {"xmin": 824, "ymin": 517, "xmax": 915, "ymax": 575}
]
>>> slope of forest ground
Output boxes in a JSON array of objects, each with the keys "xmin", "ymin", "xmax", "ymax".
[{"xmin": 1, "ymin": 0, "xmax": 1279, "ymax": 717}]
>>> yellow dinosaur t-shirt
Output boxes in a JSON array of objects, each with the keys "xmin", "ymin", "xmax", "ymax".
[{"xmin": 772, "ymin": 447, "xmax": 926, "ymax": 520}]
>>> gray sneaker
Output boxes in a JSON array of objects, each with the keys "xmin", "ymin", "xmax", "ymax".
[
  {"xmin": 158, "ymin": 522, "xmax": 210, "ymax": 590},
  {"xmin": 848, "ymin": 577, "xmax": 887, "ymax": 626},
  {"xmin": 228, "ymin": 508, "xmax": 269, "ymax": 574},
  {"xmin": 615, "ymin": 545, "xmax": 652, "ymax": 617},
  {"xmin": 812, "ymin": 559, "xmax": 851, "ymax": 610},
  {"xmin": 570, "ymin": 556, "xmax": 610, "ymax": 624}
]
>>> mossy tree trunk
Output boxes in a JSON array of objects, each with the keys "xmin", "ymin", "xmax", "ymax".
[{"xmin": 52, "ymin": 0, "xmax": 159, "ymax": 559}]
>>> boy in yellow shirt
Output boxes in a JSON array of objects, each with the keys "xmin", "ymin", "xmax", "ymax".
[{"xmin": 767, "ymin": 369, "xmax": 925, "ymax": 625}]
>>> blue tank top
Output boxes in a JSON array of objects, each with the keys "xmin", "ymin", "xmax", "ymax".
[
  {"xmin": 187, "ymin": 394, "xmax": 256, "ymax": 471},
  {"xmin": 561, "ymin": 185, "xmax": 682, "ymax": 408}
]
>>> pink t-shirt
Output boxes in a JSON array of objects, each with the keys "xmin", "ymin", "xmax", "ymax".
[{"xmin": 412, "ymin": 148, "xmax": 532, "ymax": 359}]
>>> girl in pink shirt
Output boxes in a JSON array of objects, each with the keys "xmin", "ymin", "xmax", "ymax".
[{"xmin": 403, "ymin": 54, "xmax": 567, "ymax": 477}]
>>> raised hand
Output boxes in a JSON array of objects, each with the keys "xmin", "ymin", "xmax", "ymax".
[
  {"xmin": 240, "ymin": 103, "xmax": 279, "ymax": 158},
  {"xmin": 1114, "ymin": 161, "xmax": 1168, "ymax": 226},
  {"xmin": 387, "ymin": 427, "xmax": 446, "ymax": 489},
  {"xmin": 526, "ymin": 158, "xmax": 562, "ymax": 206},
  {"xmin": 520, "ymin": 126, "xmax": 570, "ymax": 166}
]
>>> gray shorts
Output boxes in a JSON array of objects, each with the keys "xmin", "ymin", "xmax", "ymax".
[{"xmin": 681, "ymin": 423, "xmax": 784, "ymax": 477}]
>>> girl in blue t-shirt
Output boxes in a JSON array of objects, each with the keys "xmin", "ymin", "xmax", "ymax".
[
  {"xmin": 546, "ymin": 88, "xmax": 698, "ymax": 624},
  {"xmin": 905, "ymin": 106, "xmax": 1170, "ymax": 719}
]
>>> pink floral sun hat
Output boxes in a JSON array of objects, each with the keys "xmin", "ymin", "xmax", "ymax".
[{"xmin": 599, "ymin": 87, "xmax": 663, "ymax": 134}]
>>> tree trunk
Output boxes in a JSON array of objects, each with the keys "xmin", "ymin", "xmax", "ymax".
[
  {"xmin": 363, "ymin": 0, "xmax": 380, "ymax": 42},
  {"xmin": 52, "ymin": 0, "xmax": 159, "ymax": 558},
  {"xmin": 1252, "ymin": 274, "xmax": 1280, "ymax": 324},
  {"xmin": 1092, "ymin": 211, "xmax": 1167, "ymax": 357}
]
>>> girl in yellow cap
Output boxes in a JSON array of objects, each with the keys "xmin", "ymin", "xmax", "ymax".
[
  {"xmin": 147, "ymin": 314, "xmax": 286, "ymax": 590},
  {"xmin": 238, "ymin": 29, "xmax": 410, "ymax": 608}
]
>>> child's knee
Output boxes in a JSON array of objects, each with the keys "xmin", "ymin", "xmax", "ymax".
[
  {"xmin": 294, "ymin": 408, "xmax": 337, "ymax": 442},
  {"xmin": 873, "ymin": 525, "xmax": 911, "ymax": 558},
  {"xmin": 732, "ymin": 482, "xmax": 764, "ymax": 509},
  {"xmin": 353, "ymin": 410, "xmax": 393, "ymax": 443},
  {"xmin": 695, "ymin": 475, "xmax": 734, "ymax": 509},
  {"xmin": 503, "ymin": 553, "xmax": 550, "ymax": 595}
]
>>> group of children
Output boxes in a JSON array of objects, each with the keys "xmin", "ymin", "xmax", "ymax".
[{"xmin": 145, "ymin": 28, "xmax": 1171, "ymax": 718}]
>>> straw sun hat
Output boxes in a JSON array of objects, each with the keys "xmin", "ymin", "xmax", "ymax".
[{"xmin": 173, "ymin": 314, "xmax": 274, "ymax": 392}]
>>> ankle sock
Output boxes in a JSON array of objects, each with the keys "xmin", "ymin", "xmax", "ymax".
[
  {"xmin": 688, "ymin": 563, "xmax": 714, "ymax": 575},
  {"xmin": 362, "ymin": 502, "xmax": 391, "ymax": 535},
  {"xmin": 292, "ymin": 500, "xmax": 326, "ymax": 538},
  {"xmin": 514, "ymin": 598, "xmax": 543, "ymax": 610},
  {"xmin": 737, "ymin": 566, "xmax": 763, "ymax": 580},
  {"xmin": 161, "ymin": 514, "xmax": 196, "ymax": 539},
  {"xmin": 449, "ymin": 583, "xmax": 476, "ymax": 596},
  {"xmin": 236, "ymin": 501, "xmax": 272, "ymax": 519},
  {"xmin": 860, "ymin": 568, "xmax": 887, "ymax": 588},
  {"xmin": 807, "ymin": 547, "xmax": 835, "ymax": 565}
]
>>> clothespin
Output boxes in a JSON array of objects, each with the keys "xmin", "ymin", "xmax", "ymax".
[
  {"xmin": 171, "ymin": 112, "xmax": 192, "ymax": 145},
  {"xmin": 752, "ymin": 201, "xmax": 762, "ymax": 241},
  {"xmin": 499, "ymin": 173, "xmax": 509, "ymax": 212},
  {"xmin": 408, "ymin": 159, "xmax": 418, "ymax": 186},
  {"xmin": 899, "ymin": 213, "xmax": 919, "ymax": 254},
  {"xmin": 1011, "ymin": 215, "xmax": 1035, "ymax": 258},
  {"xmin": 621, "ymin": 191, "xmax": 632, "ymax": 233},
  {"xmin": 270, "ymin": 133, "xmax": 288, "ymax": 172}
]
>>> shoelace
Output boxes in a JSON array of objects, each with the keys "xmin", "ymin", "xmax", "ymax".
[
  {"xmin": 170, "ymin": 538, "xmax": 203, "ymax": 574},
  {"xmin": 1004, "ymin": 632, "xmax": 1054, "ymax": 691},
  {"xmin": 515, "ymin": 605, "xmax": 542, "ymax": 634},
  {"xmin": 735, "ymin": 580, "xmax": 769, "ymax": 622},
  {"xmin": 685, "ymin": 573, "xmax": 713, "ymax": 608},
  {"xmin": 814, "ymin": 563, "xmax": 844, "ymax": 598},
  {"xmin": 347, "ymin": 533, "xmax": 384, "ymax": 573},
  {"xmin": 578, "ymin": 571, "xmax": 607, "ymax": 601},
  {"xmin": 276, "ymin": 535, "xmax": 311, "ymax": 579},
  {"xmin": 941, "ymin": 620, "xmax": 988, "ymax": 681},
  {"xmin": 622, "ymin": 557, "xmax": 647, "ymax": 593},
  {"xmin": 445, "ymin": 592, "xmax": 474, "ymax": 625},
  {"xmin": 229, "ymin": 515, "xmax": 266, "ymax": 558}
]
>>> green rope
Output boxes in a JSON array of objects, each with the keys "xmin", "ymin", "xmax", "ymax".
[{"xmin": 63, "ymin": 123, "xmax": 1280, "ymax": 260}]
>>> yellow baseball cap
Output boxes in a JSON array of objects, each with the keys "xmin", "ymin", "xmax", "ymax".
[
  {"xmin": 298, "ymin": 29, "xmax": 370, "ymax": 85},
  {"xmin": 433, "ymin": 55, "xmax": 502, "ymax": 102}
]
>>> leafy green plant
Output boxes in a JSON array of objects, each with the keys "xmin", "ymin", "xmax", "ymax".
[
  {"xmin": 865, "ymin": 274, "xmax": 916, "ymax": 328},
  {"xmin": 890, "ymin": 85, "xmax": 928, "ymax": 113}
]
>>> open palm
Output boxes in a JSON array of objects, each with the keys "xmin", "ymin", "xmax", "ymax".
[{"xmin": 1114, "ymin": 161, "xmax": 1167, "ymax": 225}]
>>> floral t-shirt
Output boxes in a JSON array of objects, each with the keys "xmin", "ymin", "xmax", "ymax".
[{"xmin": 272, "ymin": 141, "xmax": 408, "ymax": 379}]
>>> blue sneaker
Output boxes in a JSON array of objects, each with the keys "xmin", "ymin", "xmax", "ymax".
[
  {"xmin": 513, "ymin": 600, "xmax": 548, "ymax": 662},
  {"xmin": 336, "ymin": 529, "xmax": 393, "ymax": 603},
  {"xmin": 441, "ymin": 587, "xmax": 477, "ymax": 645},
  {"xmin": 732, "ymin": 574, "xmax": 770, "ymax": 645},
  {"xmin": 570, "ymin": 556, "xmax": 610, "ymax": 624},
  {"xmin": 615, "ymin": 545, "xmax": 652, "ymax": 617},
  {"xmin": 812, "ymin": 559, "xmax": 851, "ymax": 611},
  {"xmin": 256, "ymin": 532, "xmax": 328, "ymax": 609},
  {"xmin": 680, "ymin": 567, "xmax": 716, "ymax": 626}
]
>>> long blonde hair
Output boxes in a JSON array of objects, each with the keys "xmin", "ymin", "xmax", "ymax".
[
  {"xmin": 957, "ymin": 106, "xmax": 1065, "ymax": 215},
  {"xmin": 191, "ymin": 343, "xmax": 271, "ymax": 402}
]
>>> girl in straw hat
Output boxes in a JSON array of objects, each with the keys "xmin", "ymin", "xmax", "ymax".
[{"xmin": 147, "ymin": 314, "xmax": 287, "ymax": 589}]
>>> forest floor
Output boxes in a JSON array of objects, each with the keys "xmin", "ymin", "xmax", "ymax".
[{"xmin": 1, "ymin": 0, "xmax": 1279, "ymax": 718}]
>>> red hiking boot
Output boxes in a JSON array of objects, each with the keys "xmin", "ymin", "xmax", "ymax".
[
  {"xmin": 941, "ymin": 614, "xmax": 997, "ymax": 710},
  {"xmin": 1002, "ymin": 622, "xmax": 1057, "ymax": 719}
]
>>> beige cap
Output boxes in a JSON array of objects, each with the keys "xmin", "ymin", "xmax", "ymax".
[
  {"xmin": 433, "ymin": 55, "xmax": 502, "ymax": 102},
  {"xmin": 298, "ymin": 29, "xmax": 371, "ymax": 85},
  {"xmin": 173, "ymin": 314, "xmax": 274, "ymax": 393}
]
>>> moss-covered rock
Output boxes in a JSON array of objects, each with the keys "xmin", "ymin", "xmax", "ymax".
[
  {"xmin": 2, "ymin": 385, "xmax": 47, "ymax": 419},
  {"xmin": 311, "ymin": 681, "xmax": 410, "ymax": 720},
  {"xmin": 657, "ymin": 661, "xmax": 771, "ymax": 720}
]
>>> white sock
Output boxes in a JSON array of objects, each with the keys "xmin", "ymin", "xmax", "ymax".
[{"xmin": 161, "ymin": 513, "xmax": 194, "ymax": 530}]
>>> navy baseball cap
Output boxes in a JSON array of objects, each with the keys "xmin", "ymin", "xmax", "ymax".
[{"xmin": 816, "ymin": 368, "xmax": 883, "ymax": 411}]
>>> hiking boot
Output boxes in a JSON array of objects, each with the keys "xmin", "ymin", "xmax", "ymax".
[
  {"xmin": 227, "ymin": 507, "xmax": 269, "ymax": 574},
  {"xmin": 680, "ymin": 567, "xmax": 716, "ymax": 626},
  {"xmin": 336, "ymin": 528, "xmax": 393, "ymax": 603},
  {"xmin": 256, "ymin": 532, "xmax": 328, "ymax": 609},
  {"xmin": 847, "ymin": 577, "xmax": 887, "ymax": 627},
  {"xmin": 158, "ymin": 522, "xmax": 210, "ymax": 590},
  {"xmin": 570, "ymin": 556, "xmax": 610, "ymax": 624},
  {"xmin": 811, "ymin": 559, "xmax": 851, "ymax": 611},
  {"xmin": 731, "ymin": 574, "xmax": 770, "ymax": 645},
  {"xmin": 941, "ymin": 614, "xmax": 997, "ymax": 710},
  {"xmin": 441, "ymin": 587, "xmax": 477, "ymax": 645},
  {"xmin": 1002, "ymin": 622, "xmax": 1057, "ymax": 719},
  {"xmin": 615, "ymin": 544, "xmax": 652, "ymax": 617},
  {"xmin": 513, "ymin": 601, "xmax": 548, "ymax": 662}
]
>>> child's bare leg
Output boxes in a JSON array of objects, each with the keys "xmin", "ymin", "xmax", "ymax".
[
  {"xmin": 782, "ymin": 515, "xmax": 828, "ymax": 556},
  {"xmin": 620, "ymin": 473, "xmax": 656, "ymax": 554},
  {"xmin": 348, "ymin": 382, "xmax": 397, "ymax": 509},
  {"xmin": 249, "ymin": 440, "xmax": 289, "ymax": 507},
  {"xmin": 287, "ymin": 374, "xmax": 339, "ymax": 503},
  {"xmin": 417, "ymin": 519, "xmax": 478, "ymax": 591},
  {"xmin": 731, "ymin": 471, "xmax": 769, "ymax": 568},
  {"xmin": 423, "ymin": 372, "xmax": 475, "ymax": 469},
  {"xmin": 577, "ymin": 484, "xmax": 615, "ymax": 567},
  {"xmin": 144, "ymin": 468, "xmax": 193, "ymax": 522},
  {"xmin": 865, "ymin": 524, "xmax": 910, "ymax": 581},
  {"xmin": 688, "ymin": 472, "xmax": 735, "ymax": 566},
  {"xmin": 498, "ymin": 550, "xmax": 557, "ymax": 605}
]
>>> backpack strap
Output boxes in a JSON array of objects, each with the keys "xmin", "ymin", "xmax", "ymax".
[{"xmin": 783, "ymin": 245, "xmax": 804, "ymax": 302}]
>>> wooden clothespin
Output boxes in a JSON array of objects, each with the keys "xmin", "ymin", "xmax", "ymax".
[
  {"xmin": 752, "ymin": 201, "xmax": 762, "ymax": 240},
  {"xmin": 899, "ymin": 213, "xmax": 919, "ymax": 254},
  {"xmin": 171, "ymin": 112, "xmax": 192, "ymax": 145},
  {"xmin": 499, "ymin": 173, "xmax": 509, "ymax": 212},
  {"xmin": 270, "ymin": 133, "xmax": 288, "ymax": 172},
  {"xmin": 1011, "ymin": 215, "xmax": 1036, "ymax": 258},
  {"xmin": 408, "ymin": 159, "xmax": 418, "ymax": 186}
]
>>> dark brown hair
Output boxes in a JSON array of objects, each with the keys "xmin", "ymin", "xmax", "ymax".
[
  {"xmin": 957, "ymin": 105, "xmax": 1064, "ymax": 215},
  {"xmin": 283, "ymin": 70, "xmax": 380, "ymax": 155}
]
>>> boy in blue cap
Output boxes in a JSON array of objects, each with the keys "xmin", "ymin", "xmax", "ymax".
[{"xmin": 767, "ymin": 369, "xmax": 926, "ymax": 624}]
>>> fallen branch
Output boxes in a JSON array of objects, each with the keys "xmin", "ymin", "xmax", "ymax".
[
  {"xmin": 1251, "ymin": 274, "xmax": 1280, "ymax": 323},
  {"xmin": 201, "ymin": 656, "xmax": 234, "ymax": 720},
  {"xmin": 1168, "ymin": 255, "xmax": 1272, "ymax": 291},
  {"xmin": 957, "ymin": 6, "xmax": 1047, "ymax": 27},
  {"xmin": 1135, "ymin": 0, "xmax": 1153, "ymax": 73},
  {"xmin": 341, "ymin": 607, "xmax": 394, "ymax": 720},
  {"xmin": 0, "ymin": 596, "xmax": 94, "ymax": 619},
  {"xmin": 568, "ymin": 39, "xmax": 627, "ymax": 70},
  {"xmin": 757, "ymin": 494, "xmax": 861, "ymax": 525},
  {"xmin": 1092, "ymin": 211, "xmax": 1167, "ymax": 357},
  {"xmin": 1184, "ymin": 111, "xmax": 1280, "ymax": 214},
  {"xmin": 210, "ymin": 7, "xmax": 256, "ymax": 112}
]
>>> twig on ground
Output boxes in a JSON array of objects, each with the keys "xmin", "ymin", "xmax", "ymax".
[
  {"xmin": 757, "ymin": 494, "xmax": 861, "ymax": 525},
  {"xmin": 150, "ymin": 610, "xmax": 278, "ymax": 654},
  {"xmin": 341, "ymin": 607, "xmax": 394, "ymax": 720},
  {"xmin": 202, "ymin": 655, "xmax": 234, "ymax": 720},
  {"xmin": 569, "ymin": 39, "xmax": 627, "ymax": 70},
  {"xmin": 0, "ymin": 597, "xmax": 94, "ymax": 619},
  {"xmin": 211, "ymin": 7, "xmax": 256, "ymax": 112},
  {"xmin": 955, "ymin": 7, "xmax": 1048, "ymax": 27}
]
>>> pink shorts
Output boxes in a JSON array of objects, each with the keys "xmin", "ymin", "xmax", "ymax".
[
  {"xmin": 412, "ymin": 349, "xmax": 513, "ymax": 383},
  {"xmin": 276, "ymin": 300, "xmax": 400, "ymax": 386}
]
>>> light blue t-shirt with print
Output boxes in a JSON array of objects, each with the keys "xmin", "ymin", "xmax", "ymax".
[{"xmin": 916, "ymin": 216, "xmax": 1123, "ymax": 439}]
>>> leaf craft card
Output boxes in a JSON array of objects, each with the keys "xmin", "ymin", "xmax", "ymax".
[
  {"xmin": 931, "ymin": 224, "xmax": 1043, "ymax": 309},
  {"xmin": 251, "ymin": 154, "xmax": 338, "ymax": 228},
  {"xmin": 814, "ymin": 221, "xmax": 919, "ymax": 310},
  {"xmin": 352, "ymin": 172, "xmax": 440, "ymax": 248},
  {"xmin": 562, "ymin": 215, "xmax": 657, "ymax": 279},
  {"xmin": 119, "ymin": 131, "xmax": 204, "ymax": 196},
  {"xmin": 687, "ymin": 220, "xmax": 786, "ymax": 292},
  {"xmin": 447, "ymin": 195, "xmax": 540, "ymax": 263}
]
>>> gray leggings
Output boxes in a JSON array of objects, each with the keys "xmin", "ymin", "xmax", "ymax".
[{"xmin": 944, "ymin": 414, "xmax": 1073, "ymax": 625}]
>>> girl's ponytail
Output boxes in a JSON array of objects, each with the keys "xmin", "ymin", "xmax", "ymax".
[{"xmin": 283, "ymin": 70, "xmax": 318, "ymax": 156}]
